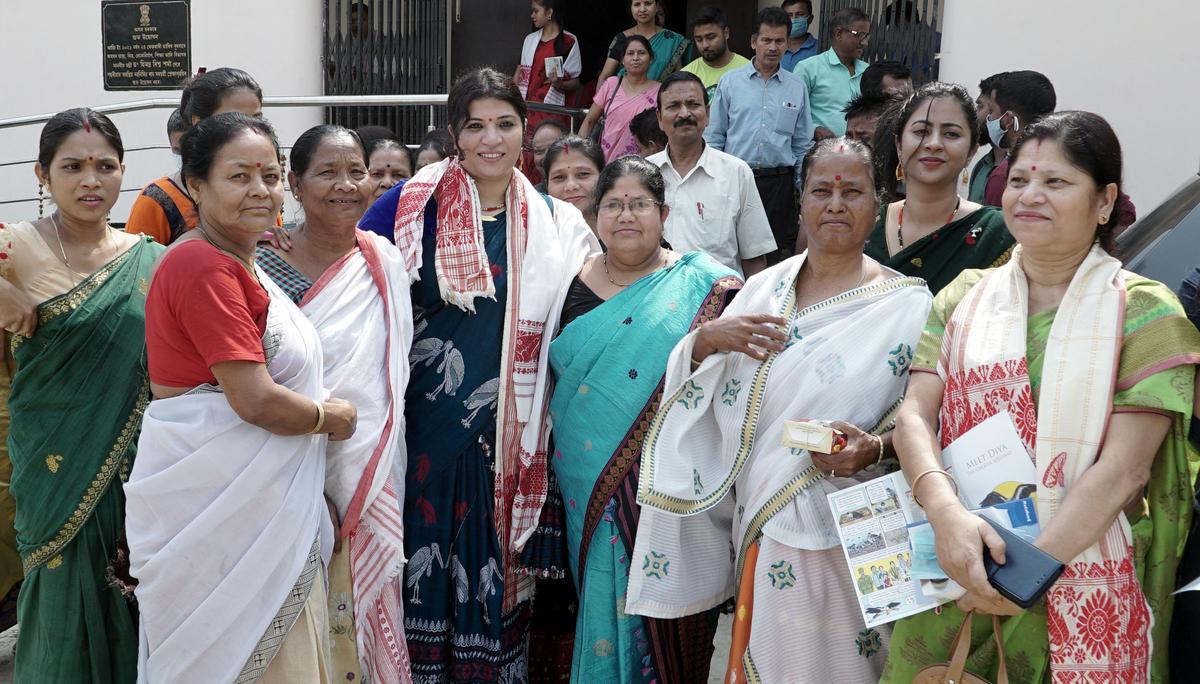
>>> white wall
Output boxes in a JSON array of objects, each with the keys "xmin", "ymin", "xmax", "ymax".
[
  {"xmin": 938, "ymin": 0, "xmax": 1200, "ymax": 214},
  {"xmin": 0, "ymin": 0, "xmax": 325, "ymax": 222}
]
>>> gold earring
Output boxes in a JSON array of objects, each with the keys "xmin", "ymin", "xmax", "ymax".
[
  {"xmin": 895, "ymin": 164, "xmax": 904, "ymax": 182},
  {"xmin": 37, "ymin": 182, "xmax": 45, "ymax": 218}
]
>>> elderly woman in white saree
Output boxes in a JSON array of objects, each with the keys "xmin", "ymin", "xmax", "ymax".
[
  {"xmin": 257, "ymin": 125, "xmax": 414, "ymax": 683},
  {"xmin": 128, "ymin": 114, "xmax": 358, "ymax": 683},
  {"xmin": 627, "ymin": 138, "xmax": 933, "ymax": 682}
]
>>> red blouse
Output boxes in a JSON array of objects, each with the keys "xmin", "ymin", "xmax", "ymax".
[{"xmin": 146, "ymin": 240, "xmax": 269, "ymax": 387}]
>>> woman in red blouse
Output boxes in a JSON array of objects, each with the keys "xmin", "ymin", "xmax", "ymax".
[{"xmin": 126, "ymin": 112, "xmax": 356, "ymax": 683}]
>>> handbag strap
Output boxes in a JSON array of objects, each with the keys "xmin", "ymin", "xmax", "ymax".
[
  {"xmin": 944, "ymin": 611, "xmax": 1010, "ymax": 684},
  {"xmin": 599, "ymin": 75, "xmax": 623, "ymax": 122}
]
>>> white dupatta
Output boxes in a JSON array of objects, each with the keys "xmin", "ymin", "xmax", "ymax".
[
  {"xmin": 127, "ymin": 270, "xmax": 330, "ymax": 684},
  {"xmin": 627, "ymin": 255, "xmax": 932, "ymax": 619},
  {"xmin": 301, "ymin": 231, "xmax": 413, "ymax": 683}
]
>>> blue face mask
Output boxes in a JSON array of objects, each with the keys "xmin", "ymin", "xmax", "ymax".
[{"xmin": 790, "ymin": 17, "xmax": 809, "ymax": 38}]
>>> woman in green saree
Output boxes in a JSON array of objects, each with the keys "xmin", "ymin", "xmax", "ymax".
[
  {"xmin": 0, "ymin": 108, "xmax": 163, "ymax": 682},
  {"xmin": 865, "ymin": 82, "xmax": 1014, "ymax": 294},
  {"xmin": 884, "ymin": 112, "xmax": 1200, "ymax": 683},
  {"xmin": 548, "ymin": 156, "xmax": 740, "ymax": 682},
  {"xmin": 596, "ymin": 0, "xmax": 693, "ymax": 84}
]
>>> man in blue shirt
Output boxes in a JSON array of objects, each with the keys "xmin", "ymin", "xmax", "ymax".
[
  {"xmin": 781, "ymin": 0, "xmax": 819, "ymax": 71},
  {"xmin": 706, "ymin": 6, "xmax": 814, "ymax": 262},
  {"xmin": 795, "ymin": 7, "xmax": 871, "ymax": 139}
]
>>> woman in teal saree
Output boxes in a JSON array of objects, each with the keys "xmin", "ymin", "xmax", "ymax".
[
  {"xmin": 0, "ymin": 109, "xmax": 162, "ymax": 683},
  {"xmin": 548, "ymin": 157, "xmax": 740, "ymax": 682},
  {"xmin": 598, "ymin": 0, "xmax": 694, "ymax": 84}
]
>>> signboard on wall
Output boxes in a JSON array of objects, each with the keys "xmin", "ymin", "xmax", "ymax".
[{"xmin": 101, "ymin": 0, "xmax": 191, "ymax": 90}]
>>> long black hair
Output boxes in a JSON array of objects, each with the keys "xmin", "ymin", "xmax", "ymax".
[
  {"xmin": 533, "ymin": 0, "xmax": 570, "ymax": 59},
  {"xmin": 876, "ymin": 81, "xmax": 978, "ymax": 200}
]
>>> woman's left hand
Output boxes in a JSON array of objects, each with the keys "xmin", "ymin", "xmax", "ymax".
[
  {"xmin": 262, "ymin": 228, "xmax": 294, "ymax": 252},
  {"xmin": 956, "ymin": 588, "xmax": 1024, "ymax": 616},
  {"xmin": 810, "ymin": 421, "xmax": 880, "ymax": 477}
]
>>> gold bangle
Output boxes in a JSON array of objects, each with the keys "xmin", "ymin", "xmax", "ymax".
[
  {"xmin": 873, "ymin": 434, "xmax": 885, "ymax": 466},
  {"xmin": 309, "ymin": 399, "xmax": 326, "ymax": 434},
  {"xmin": 910, "ymin": 468, "xmax": 957, "ymax": 508}
]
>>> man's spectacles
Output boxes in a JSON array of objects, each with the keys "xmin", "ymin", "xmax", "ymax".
[
  {"xmin": 844, "ymin": 28, "xmax": 871, "ymax": 42},
  {"xmin": 597, "ymin": 198, "xmax": 662, "ymax": 217}
]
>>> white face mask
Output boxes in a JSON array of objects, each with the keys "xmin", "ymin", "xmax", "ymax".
[
  {"xmin": 986, "ymin": 113, "xmax": 1019, "ymax": 148},
  {"xmin": 172, "ymin": 152, "xmax": 183, "ymax": 171}
]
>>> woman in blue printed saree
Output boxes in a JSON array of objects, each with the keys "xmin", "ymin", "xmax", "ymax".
[
  {"xmin": 0, "ymin": 109, "xmax": 162, "ymax": 682},
  {"xmin": 391, "ymin": 69, "xmax": 598, "ymax": 682},
  {"xmin": 548, "ymin": 157, "xmax": 741, "ymax": 682},
  {"xmin": 627, "ymin": 139, "xmax": 933, "ymax": 682}
]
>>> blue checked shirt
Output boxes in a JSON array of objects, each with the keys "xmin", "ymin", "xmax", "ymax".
[{"xmin": 704, "ymin": 60, "xmax": 815, "ymax": 188}]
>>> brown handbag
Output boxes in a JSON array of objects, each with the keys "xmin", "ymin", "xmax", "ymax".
[{"xmin": 912, "ymin": 611, "xmax": 1009, "ymax": 684}]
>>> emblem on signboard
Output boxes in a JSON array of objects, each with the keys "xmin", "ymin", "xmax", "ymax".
[{"xmin": 139, "ymin": 4, "xmax": 151, "ymax": 26}]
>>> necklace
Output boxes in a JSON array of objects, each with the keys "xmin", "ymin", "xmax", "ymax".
[
  {"xmin": 896, "ymin": 196, "xmax": 961, "ymax": 248},
  {"xmin": 604, "ymin": 249, "xmax": 665, "ymax": 287},
  {"xmin": 197, "ymin": 224, "xmax": 263, "ymax": 285},
  {"xmin": 50, "ymin": 212, "xmax": 112, "ymax": 282}
]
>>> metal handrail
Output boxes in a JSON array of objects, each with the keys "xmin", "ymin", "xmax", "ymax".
[{"xmin": 0, "ymin": 94, "xmax": 586, "ymax": 131}]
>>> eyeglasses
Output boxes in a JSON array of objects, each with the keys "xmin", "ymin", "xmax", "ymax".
[
  {"xmin": 844, "ymin": 28, "xmax": 871, "ymax": 42},
  {"xmin": 597, "ymin": 198, "xmax": 662, "ymax": 217}
]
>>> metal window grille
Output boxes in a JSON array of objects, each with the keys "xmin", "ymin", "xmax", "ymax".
[
  {"xmin": 324, "ymin": 0, "xmax": 450, "ymax": 141},
  {"xmin": 818, "ymin": 0, "xmax": 942, "ymax": 85}
]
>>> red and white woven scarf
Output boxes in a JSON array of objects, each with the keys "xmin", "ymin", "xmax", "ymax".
[
  {"xmin": 937, "ymin": 245, "xmax": 1151, "ymax": 682},
  {"xmin": 393, "ymin": 159, "xmax": 597, "ymax": 609}
]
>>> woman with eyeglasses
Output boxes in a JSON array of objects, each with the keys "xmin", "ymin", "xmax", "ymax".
[{"xmin": 546, "ymin": 155, "xmax": 739, "ymax": 681}]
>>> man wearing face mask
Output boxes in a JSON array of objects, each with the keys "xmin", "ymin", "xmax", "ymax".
[
  {"xmin": 649, "ymin": 72, "xmax": 776, "ymax": 277},
  {"xmin": 967, "ymin": 72, "xmax": 1009, "ymax": 203},
  {"xmin": 681, "ymin": 6, "xmax": 749, "ymax": 102},
  {"xmin": 980, "ymin": 69, "xmax": 1056, "ymax": 207},
  {"xmin": 781, "ymin": 0, "xmax": 819, "ymax": 71}
]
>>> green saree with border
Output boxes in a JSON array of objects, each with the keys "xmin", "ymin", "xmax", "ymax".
[{"xmin": 8, "ymin": 236, "xmax": 161, "ymax": 683}]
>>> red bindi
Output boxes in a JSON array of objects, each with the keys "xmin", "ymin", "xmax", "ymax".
[
  {"xmin": 1031, "ymin": 165, "xmax": 1037, "ymax": 171},
  {"xmin": 87, "ymin": 156, "xmax": 94, "ymax": 161},
  {"xmin": 837, "ymin": 143, "xmax": 845, "ymax": 153},
  {"xmin": 835, "ymin": 175, "xmax": 842, "ymax": 181},
  {"xmin": 83, "ymin": 122, "xmax": 91, "ymax": 133},
  {"xmin": 256, "ymin": 162, "xmax": 262, "ymax": 168}
]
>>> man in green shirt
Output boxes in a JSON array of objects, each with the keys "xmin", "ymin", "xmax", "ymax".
[
  {"xmin": 681, "ymin": 6, "xmax": 749, "ymax": 102},
  {"xmin": 795, "ymin": 7, "xmax": 870, "ymax": 139}
]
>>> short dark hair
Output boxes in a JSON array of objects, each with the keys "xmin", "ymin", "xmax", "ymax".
[
  {"xmin": 843, "ymin": 92, "xmax": 892, "ymax": 121},
  {"xmin": 657, "ymin": 70, "xmax": 708, "ymax": 110},
  {"xmin": 978, "ymin": 72, "xmax": 1009, "ymax": 99},
  {"xmin": 630, "ymin": 108, "xmax": 667, "ymax": 149},
  {"xmin": 831, "ymin": 7, "xmax": 870, "ymax": 31},
  {"xmin": 991, "ymin": 70, "xmax": 1055, "ymax": 124},
  {"xmin": 594, "ymin": 155, "xmax": 667, "ymax": 208},
  {"xmin": 754, "ymin": 7, "xmax": 791, "ymax": 34},
  {"xmin": 447, "ymin": 67, "xmax": 527, "ymax": 141},
  {"xmin": 180, "ymin": 112, "xmax": 280, "ymax": 187},
  {"xmin": 531, "ymin": 118, "xmax": 568, "ymax": 139},
  {"xmin": 366, "ymin": 138, "xmax": 416, "ymax": 173},
  {"xmin": 1009, "ymin": 111, "xmax": 1124, "ymax": 254},
  {"xmin": 542, "ymin": 134, "xmax": 605, "ymax": 180},
  {"xmin": 38, "ymin": 108, "xmax": 124, "ymax": 168},
  {"xmin": 355, "ymin": 125, "xmax": 396, "ymax": 153},
  {"xmin": 689, "ymin": 5, "xmax": 728, "ymax": 33},
  {"xmin": 167, "ymin": 108, "xmax": 186, "ymax": 135},
  {"xmin": 861, "ymin": 61, "xmax": 911, "ymax": 98},
  {"xmin": 179, "ymin": 67, "xmax": 263, "ymax": 129},
  {"xmin": 419, "ymin": 129, "xmax": 455, "ymax": 160},
  {"xmin": 781, "ymin": 0, "xmax": 813, "ymax": 14},
  {"xmin": 290, "ymin": 125, "xmax": 366, "ymax": 177}
]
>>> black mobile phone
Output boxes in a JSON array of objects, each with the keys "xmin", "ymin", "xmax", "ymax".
[{"xmin": 980, "ymin": 515, "xmax": 1065, "ymax": 608}]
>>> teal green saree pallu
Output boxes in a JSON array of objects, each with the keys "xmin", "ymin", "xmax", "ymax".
[{"xmin": 8, "ymin": 236, "xmax": 160, "ymax": 683}]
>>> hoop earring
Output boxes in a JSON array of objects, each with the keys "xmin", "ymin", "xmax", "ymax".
[{"xmin": 37, "ymin": 182, "xmax": 45, "ymax": 218}]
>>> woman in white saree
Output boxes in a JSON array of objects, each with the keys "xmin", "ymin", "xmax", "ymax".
[
  {"xmin": 257, "ymin": 124, "xmax": 414, "ymax": 683},
  {"xmin": 627, "ymin": 138, "xmax": 933, "ymax": 682},
  {"xmin": 128, "ymin": 114, "xmax": 357, "ymax": 684}
]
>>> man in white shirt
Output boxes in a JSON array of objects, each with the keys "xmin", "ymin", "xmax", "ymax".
[{"xmin": 648, "ymin": 71, "xmax": 776, "ymax": 278}]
